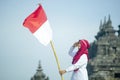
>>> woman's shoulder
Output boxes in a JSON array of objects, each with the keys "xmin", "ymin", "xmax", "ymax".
[{"xmin": 79, "ymin": 54, "xmax": 88, "ymax": 61}]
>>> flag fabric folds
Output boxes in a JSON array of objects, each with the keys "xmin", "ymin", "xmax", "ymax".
[{"xmin": 23, "ymin": 5, "xmax": 52, "ymax": 46}]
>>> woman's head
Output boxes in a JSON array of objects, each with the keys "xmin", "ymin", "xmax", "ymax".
[
  {"xmin": 72, "ymin": 39, "xmax": 90, "ymax": 64},
  {"xmin": 79, "ymin": 39, "xmax": 90, "ymax": 49},
  {"xmin": 73, "ymin": 39, "xmax": 90, "ymax": 49}
]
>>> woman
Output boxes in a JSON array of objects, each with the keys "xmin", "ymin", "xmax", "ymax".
[{"xmin": 59, "ymin": 39, "xmax": 90, "ymax": 80}]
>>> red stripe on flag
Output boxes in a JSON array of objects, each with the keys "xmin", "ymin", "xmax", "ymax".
[{"xmin": 23, "ymin": 5, "xmax": 47, "ymax": 33}]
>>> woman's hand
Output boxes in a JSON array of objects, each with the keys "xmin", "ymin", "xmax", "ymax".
[
  {"xmin": 73, "ymin": 42, "xmax": 79, "ymax": 47},
  {"xmin": 59, "ymin": 70, "xmax": 66, "ymax": 75}
]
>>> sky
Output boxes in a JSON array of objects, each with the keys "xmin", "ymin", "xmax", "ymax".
[{"xmin": 0, "ymin": 0, "xmax": 120, "ymax": 80}]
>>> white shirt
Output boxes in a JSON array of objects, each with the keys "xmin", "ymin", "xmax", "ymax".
[{"xmin": 65, "ymin": 46, "xmax": 88, "ymax": 80}]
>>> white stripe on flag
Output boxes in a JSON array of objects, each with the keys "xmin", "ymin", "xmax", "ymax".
[{"xmin": 33, "ymin": 20, "xmax": 52, "ymax": 46}]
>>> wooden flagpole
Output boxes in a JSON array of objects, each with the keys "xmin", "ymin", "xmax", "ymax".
[{"xmin": 50, "ymin": 40, "xmax": 64, "ymax": 80}]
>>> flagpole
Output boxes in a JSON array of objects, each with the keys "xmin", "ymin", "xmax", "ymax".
[{"xmin": 50, "ymin": 40, "xmax": 64, "ymax": 80}]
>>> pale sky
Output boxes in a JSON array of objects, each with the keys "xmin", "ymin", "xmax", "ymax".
[{"xmin": 0, "ymin": 0, "xmax": 120, "ymax": 80}]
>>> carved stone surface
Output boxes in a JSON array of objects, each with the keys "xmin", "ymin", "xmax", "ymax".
[
  {"xmin": 88, "ymin": 15, "xmax": 120, "ymax": 80},
  {"xmin": 31, "ymin": 61, "xmax": 49, "ymax": 80}
]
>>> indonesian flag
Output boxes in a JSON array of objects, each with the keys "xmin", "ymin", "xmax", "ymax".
[{"xmin": 23, "ymin": 5, "xmax": 52, "ymax": 46}]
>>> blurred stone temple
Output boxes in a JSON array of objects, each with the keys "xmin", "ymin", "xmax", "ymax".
[
  {"xmin": 31, "ymin": 61, "xmax": 49, "ymax": 80},
  {"xmin": 88, "ymin": 15, "xmax": 120, "ymax": 80}
]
